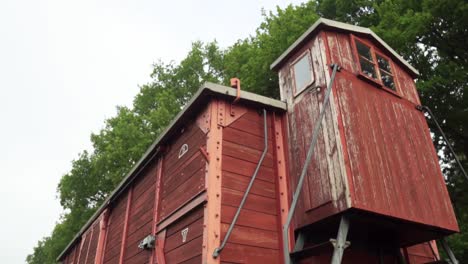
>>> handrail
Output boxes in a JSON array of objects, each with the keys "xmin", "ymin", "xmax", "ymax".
[
  {"xmin": 212, "ymin": 108, "xmax": 269, "ymax": 258},
  {"xmin": 283, "ymin": 64, "xmax": 340, "ymax": 264}
]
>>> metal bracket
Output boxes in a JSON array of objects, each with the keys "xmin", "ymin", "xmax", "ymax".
[
  {"xmin": 330, "ymin": 216, "xmax": 351, "ymax": 264},
  {"xmin": 329, "ymin": 239, "xmax": 351, "ymax": 250},
  {"xmin": 199, "ymin": 146, "xmax": 210, "ymax": 163},
  {"xmin": 138, "ymin": 235, "xmax": 156, "ymax": 250},
  {"xmin": 330, "ymin": 63, "xmax": 342, "ymax": 72}
]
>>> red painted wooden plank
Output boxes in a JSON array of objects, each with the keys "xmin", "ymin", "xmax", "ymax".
[
  {"xmin": 179, "ymin": 255, "xmax": 202, "ymax": 264},
  {"xmin": 162, "ymin": 154, "xmax": 205, "ymax": 198},
  {"xmin": 226, "ymin": 113, "xmax": 274, "ymax": 140},
  {"xmin": 124, "ymin": 250, "xmax": 151, "ymax": 264},
  {"xmin": 160, "ymin": 169, "xmax": 205, "ymax": 219},
  {"xmin": 165, "ymin": 217, "xmax": 204, "ymax": 252},
  {"xmin": 287, "ymin": 103, "xmax": 309, "ymax": 226},
  {"xmin": 165, "ymin": 206, "xmax": 204, "ymax": 237},
  {"xmin": 220, "ymin": 223, "xmax": 279, "ymax": 250},
  {"xmin": 372, "ymin": 94, "xmax": 406, "ymax": 215},
  {"xmin": 221, "ymin": 187, "xmax": 277, "ymax": 216},
  {"xmin": 223, "ymin": 126, "xmax": 274, "ymax": 152},
  {"xmin": 163, "ymin": 129, "xmax": 206, "ymax": 177},
  {"xmin": 335, "ymin": 32, "xmax": 355, "ymax": 72},
  {"xmin": 294, "ymin": 91, "xmax": 319, "ymax": 211},
  {"xmin": 163, "ymin": 123, "xmax": 205, "ymax": 161},
  {"xmin": 220, "ymin": 243, "xmax": 280, "ymax": 264},
  {"xmin": 362, "ymin": 87, "xmax": 393, "ymax": 214},
  {"xmin": 241, "ymin": 109, "xmax": 274, "ymax": 127},
  {"xmin": 222, "ymin": 140, "xmax": 274, "ymax": 168},
  {"xmin": 131, "ymin": 169, "xmax": 157, "ymax": 202},
  {"xmin": 127, "ymin": 209, "xmax": 153, "ymax": 237},
  {"xmin": 222, "ymin": 170, "xmax": 276, "ymax": 199},
  {"xmin": 164, "ymin": 235, "xmax": 203, "ymax": 264},
  {"xmin": 221, "ymin": 205, "xmax": 278, "ymax": 232},
  {"xmin": 102, "ymin": 195, "xmax": 128, "ymax": 264},
  {"xmin": 222, "ymin": 155, "xmax": 275, "ymax": 184}
]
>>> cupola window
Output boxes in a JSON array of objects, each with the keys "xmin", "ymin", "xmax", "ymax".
[
  {"xmin": 291, "ymin": 50, "xmax": 314, "ymax": 95},
  {"xmin": 352, "ymin": 36, "xmax": 397, "ymax": 93}
]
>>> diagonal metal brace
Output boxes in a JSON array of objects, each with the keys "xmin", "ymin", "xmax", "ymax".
[
  {"xmin": 283, "ymin": 63, "xmax": 341, "ymax": 264},
  {"xmin": 212, "ymin": 109, "xmax": 269, "ymax": 258},
  {"xmin": 440, "ymin": 238, "xmax": 459, "ymax": 264},
  {"xmin": 416, "ymin": 105, "xmax": 468, "ymax": 182}
]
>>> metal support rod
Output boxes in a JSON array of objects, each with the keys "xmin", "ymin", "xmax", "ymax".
[
  {"xmin": 418, "ymin": 105, "xmax": 468, "ymax": 182},
  {"xmin": 440, "ymin": 238, "xmax": 459, "ymax": 264},
  {"xmin": 331, "ymin": 216, "xmax": 350, "ymax": 264},
  {"xmin": 293, "ymin": 232, "xmax": 305, "ymax": 253},
  {"xmin": 212, "ymin": 109, "xmax": 269, "ymax": 258},
  {"xmin": 283, "ymin": 63, "xmax": 340, "ymax": 264},
  {"xmin": 396, "ymin": 248, "xmax": 407, "ymax": 264}
]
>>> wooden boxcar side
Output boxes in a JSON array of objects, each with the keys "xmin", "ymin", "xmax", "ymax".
[
  {"xmin": 57, "ymin": 84, "xmax": 289, "ymax": 264},
  {"xmin": 58, "ymin": 115, "xmax": 208, "ymax": 264},
  {"xmin": 219, "ymin": 104, "xmax": 283, "ymax": 263}
]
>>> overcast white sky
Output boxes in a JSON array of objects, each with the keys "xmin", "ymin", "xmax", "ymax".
[{"xmin": 0, "ymin": 0, "xmax": 305, "ymax": 263}]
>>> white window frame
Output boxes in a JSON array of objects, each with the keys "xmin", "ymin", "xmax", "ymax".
[{"xmin": 290, "ymin": 50, "xmax": 315, "ymax": 96}]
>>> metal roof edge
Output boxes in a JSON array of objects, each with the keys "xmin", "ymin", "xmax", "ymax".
[
  {"xmin": 270, "ymin": 17, "xmax": 419, "ymax": 76},
  {"xmin": 203, "ymin": 82, "xmax": 287, "ymax": 110},
  {"xmin": 57, "ymin": 82, "xmax": 285, "ymax": 260}
]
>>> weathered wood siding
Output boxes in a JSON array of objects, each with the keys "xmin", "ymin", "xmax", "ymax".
[
  {"xmin": 278, "ymin": 28, "xmax": 457, "ymax": 234},
  {"xmin": 326, "ymin": 30, "xmax": 458, "ymax": 231},
  {"xmin": 278, "ymin": 32, "xmax": 350, "ymax": 229},
  {"xmin": 219, "ymin": 108, "xmax": 283, "ymax": 263}
]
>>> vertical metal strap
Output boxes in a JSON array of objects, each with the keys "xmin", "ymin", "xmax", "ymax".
[
  {"xmin": 212, "ymin": 109, "xmax": 269, "ymax": 258},
  {"xmin": 283, "ymin": 63, "xmax": 340, "ymax": 264},
  {"xmin": 330, "ymin": 216, "xmax": 350, "ymax": 264}
]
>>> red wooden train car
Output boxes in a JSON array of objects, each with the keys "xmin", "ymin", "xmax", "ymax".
[
  {"xmin": 271, "ymin": 18, "xmax": 458, "ymax": 262},
  {"xmin": 57, "ymin": 18, "xmax": 457, "ymax": 264},
  {"xmin": 57, "ymin": 83, "xmax": 290, "ymax": 264}
]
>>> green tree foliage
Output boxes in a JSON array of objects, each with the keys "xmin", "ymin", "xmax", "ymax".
[
  {"xmin": 223, "ymin": 2, "xmax": 319, "ymax": 98},
  {"xmin": 28, "ymin": 1, "xmax": 467, "ymax": 262}
]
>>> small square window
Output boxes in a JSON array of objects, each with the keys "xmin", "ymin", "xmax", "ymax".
[
  {"xmin": 376, "ymin": 54, "xmax": 395, "ymax": 90},
  {"xmin": 291, "ymin": 51, "xmax": 314, "ymax": 95},
  {"xmin": 356, "ymin": 41, "xmax": 373, "ymax": 61},
  {"xmin": 355, "ymin": 40, "xmax": 377, "ymax": 80},
  {"xmin": 359, "ymin": 57, "xmax": 377, "ymax": 79}
]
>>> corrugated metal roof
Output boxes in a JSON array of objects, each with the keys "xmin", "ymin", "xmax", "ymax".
[
  {"xmin": 57, "ymin": 82, "xmax": 286, "ymax": 261},
  {"xmin": 270, "ymin": 18, "xmax": 419, "ymax": 76}
]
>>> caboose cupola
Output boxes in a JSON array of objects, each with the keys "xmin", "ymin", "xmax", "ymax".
[{"xmin": 272, "ymin": 18, "xmax": 458, "ymax": 263}]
